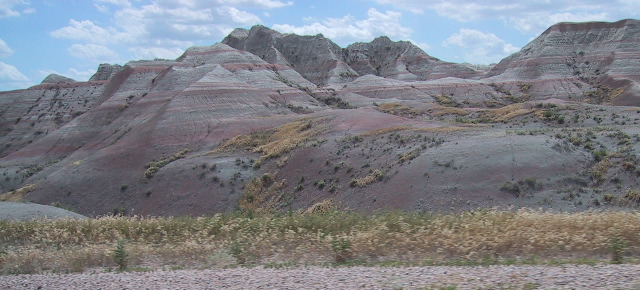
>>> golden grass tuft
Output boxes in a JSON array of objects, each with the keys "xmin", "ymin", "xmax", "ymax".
[
  {"xmin": 433, "ymin": 95, "xmax": 459, "ymax": 107},
  {"xmin": 430, "ymin": 106, "xmax": 469, "ymax": 117},
  {"xmin": 590, "ymin": 158, "xmax": 612, "ymax": 185},
  {"xmin": 359, "ymin": 126, "xmax": 411, "ymax": 137},
  {"xmin": 276, "ymin": 156, "xmax": 289, "ymax": 168},
  {"xmin": 413, "ymin": 126, "xmax": 468, "ymax": 133},
  {"xmin": 484, "ymin": 103, "xmax": 535, "ymax": 122},
  {"xmin": 359, "ymin": 126, "xmax": 468, "ymax": 137},
  {"xmin": 350, "ymin": 170, "xmax": 385, "ymax": 187},
  {"xmin": 304, "ymin": 198, "xmax": 338, "ymax": 214},
  {"xmin": 238, "ymin": 173, "xmax": 287, "ymax": 214},
  {"xmin": 144, "ymin": 149, "xmax": 189, "ymax": 178},
  {"xmin": 610, "ymin": 88, "xmax": 625, "ymax": 100},
  {"xmin": 0, "ymin": 184, "xmax": 36, "ymax": 202},
  {"xmin": 211, "ymin": 118, "xmax": 324, "ymax": 167},
  {"xmin": 377, "ymin": 102, "xmax": 423, "ymax": 117},
  {"xmin": 253, "ymin": 119, "xmax": 322, "ymax": 166}
]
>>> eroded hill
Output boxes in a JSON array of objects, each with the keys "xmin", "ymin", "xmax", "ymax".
[{"xmin": 1, "ymin": 20, "xmax": 639, "ymax": 216}]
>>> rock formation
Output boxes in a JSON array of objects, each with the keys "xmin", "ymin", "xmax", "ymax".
[
  {"xmin": 486, "ymin": 19, "xmax": 640, "ymax": 105},
  {"xmin": 89, "ymin": 63, "xmax": 124, "ymax": 81},
  {"xmin": 41, "ymin": 74, "xmax": 76, "ymax": 84},
  {"xmin": 223, "ymin": 25, "xmax": 356, "ymax": 86},
  {"xmin": 344, "ymin": 36, "xmax": 479, "ymax": 81},
  {"xmin": 223, "ymin": 25, "xmax": 479, "ymax": 85},
  {"xmin": 1, "ymin": 20, "xmax": 640, "ymax": 217}
]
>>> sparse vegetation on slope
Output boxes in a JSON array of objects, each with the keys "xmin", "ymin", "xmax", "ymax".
[
  {"xmin": 211, "ymin": 118, "xmax": 325, "ymax": 168},
  {"xmin": 376, "ymin": 102, "xmax": 423, "ymax": 117},
  {"xmin": 0, "ymin": 184, "xmax": 36, "ymax": 202},
  {"xmin": 144, "ymin": 149, "xmax": 190, "ymax": 178}
]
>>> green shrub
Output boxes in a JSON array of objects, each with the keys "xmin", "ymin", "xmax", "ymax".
[
  {"xmin": 114, "ymin": 239, "xmax": 129, "ymax": 271},
  {"xmin": 592, "ymin": 150, "xmax": 607, "ymax": 162},
  {"xmin": 603, "ymin": 193, "xmax": 615, "ymax": 203},
  {"xmin": 331, "ymin": 237, "xmax": 353, "ymax": 264},
  {"xmin": 610, "ymin": 236, "xmax": 628, "ymax": 264}
]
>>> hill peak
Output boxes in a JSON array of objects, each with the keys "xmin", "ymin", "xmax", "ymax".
[{"xmin": 41, "ymin": 74, "xmax": 76, "ymax": 84}]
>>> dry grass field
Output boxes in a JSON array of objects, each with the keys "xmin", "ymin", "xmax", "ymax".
[{"xmin": 1, "ymin": 210, "xmax": 639, "ymax": 275}]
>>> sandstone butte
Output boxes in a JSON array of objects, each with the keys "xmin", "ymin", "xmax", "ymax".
[{"xmin": 1, "ymin": 19, "xmax": 640, "ymax": 217}]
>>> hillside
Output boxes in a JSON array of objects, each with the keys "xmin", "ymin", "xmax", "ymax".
[{"xmin": 0, "ymin": 20, "xmax": 639, "ymax": 217}]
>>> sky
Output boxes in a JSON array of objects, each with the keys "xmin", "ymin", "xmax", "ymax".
[{"xmin": 0, "ymin": 0, "xmax": 639, "ymax": 91}]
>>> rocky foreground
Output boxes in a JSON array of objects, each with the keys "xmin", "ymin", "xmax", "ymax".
[{"xmin": 2, "ymin": 264, "xmax": 640, "ymax": 289}]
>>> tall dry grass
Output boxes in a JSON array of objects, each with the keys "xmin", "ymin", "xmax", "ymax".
[
  {"xmin": 376, "ymin": 103, "xmax": 423, "ymax": 117},
  {"xmin": 1, "ymin": 210, "xmax": 639, "ymax": 274},
  {"xmin": 0, "ymin": 184, "xmax": 36, "ymax": 202},
  {"xmin": 484, "ymin": 103, "xmax": 535, "ymax": 122},
  {"xmin": 210, "ymin": 118, "xmax": 324, "ymax": 167}
]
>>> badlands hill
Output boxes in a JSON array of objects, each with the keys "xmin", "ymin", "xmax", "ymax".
[{"xmin": 1, "ymin": 20, "xmax": 639, "ymax": 217}]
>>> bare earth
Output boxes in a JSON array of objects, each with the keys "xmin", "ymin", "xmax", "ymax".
[
  {"xmin": 2, "ymin": 264, "xmax": 640, "ymax": 289},
  {"xmin": 0, "ymin": 202, "xmax": 86, "ymax": 221}
]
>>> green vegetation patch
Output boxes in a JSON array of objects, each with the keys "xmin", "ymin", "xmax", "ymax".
[{"xmin": 144, "ymin": 149, "xmax": 190, "ymax": 178}]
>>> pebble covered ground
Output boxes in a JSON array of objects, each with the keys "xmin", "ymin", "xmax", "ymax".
[{"xmin": 2, "ymin": 264, "xmax": 640, "ymax": 289}]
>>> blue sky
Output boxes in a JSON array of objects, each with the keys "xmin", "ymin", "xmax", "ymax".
[{"xmin": 1, "ymin": 0, "xmax": 639, "ymax": 91}]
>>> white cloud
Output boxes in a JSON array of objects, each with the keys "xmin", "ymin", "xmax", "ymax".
[
  {"xmin": 221, "ymin": 6, "xmax": 261, "ymax": 24},
  {"xmin": 372, "ymin": 0, "xmax": 640, "ymax": 36},
  {"xmin": 37, "ymin": 69, "xmax": 59, "ymax": 79},
  {"xmin": 0, "ymin": 39, "xmax": 14, "ymax": 58},
  {"xmin": 0, "ymin": 61, "xmax": 29, "ymax": 81},
  {"xmin": 50, "ymin": 19, "xmax": 128, "ymax": 44},
  {"xmin": 0, "ymin": 0, "xmax": 29, "ymax": 18},
  {"xmin": 94, "ymin": 4, "xmax": 110, "ymax": 13},
  {"xmin": 68, "ymin": 68, "xmax": 97, "ymax": 81},
  {"xmin": 508, "ymin": 12, "xmax": 608, "ymax": 35},
  {"xmin": 50, "ymin": 0, "xmax": 290, "ymax": 61},
  {"xmin": 0, "ymin": 61, "xmax": 31, "ymax": 90},
  {"xmin": 96, "ymin": 0, "xmax": 132, "ymax": 8},
  {"xmin": 38, "ymin": 68, "xmax": 96, "ymax": 82},
  {"xmin": 411, "ymin": 40, "xmax": 431, "ymax": 52},
  {"xmin": 216, "ymin": 0, "xmax": 293, "ymax": 9},
  {"xmin": 273, "ymin": 8, "xmax": 412, "ymax": 44},
  {"xmin": 373, "ymin": 0, "xmax": 425, "ymax": 14},
  {"xmin": 128, "ymin": 47, "xmax": 186, "ymax": 60},
  {"xmin": 68, "ymin": 43, "xmax": 119, "ymax": 62},
  {"xmin": 443, "ymin": 29, "xmax": 519, "ymax": 64},
  {"xmin": 22, "ymin": 6, "xmax": 34, "ymax": 14}
]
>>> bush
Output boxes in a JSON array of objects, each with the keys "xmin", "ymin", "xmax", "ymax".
[
  {"xmin": 593, "ymin": 150, "xmax": 608, "ymax": 162},
  {"xmin": 500, "ymin": 178, "xmax": 539, "ymax": 198},
  {"xmin": 610, "ymin": 236, "xmax": 628, "ymax": 264},
  {"xmin": 114, "ymin": 240, "xmax": 128, "ymax": 271},
  {"xmin": 331, "ymin": 237, "xmax": 353, "ymax": 264},
  {"xmin": 603, "ymin": 193, "xmax": 615, "ymax": 203}
]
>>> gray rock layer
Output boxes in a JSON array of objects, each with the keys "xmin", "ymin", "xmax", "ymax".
[{"xmin": 0, "ymin": 202, "xmax": 86, "ymax": 221}]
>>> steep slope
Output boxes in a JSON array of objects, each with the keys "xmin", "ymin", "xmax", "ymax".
[
  {"xmin": 0, "ymin": 81, "xmax": 107, "ymax": 160},
  {"xmin": 486, "ymin": 19, "xmax": 640, "ymax": 105},
  {"xmin": 224, "ymin": 25, "xmax": 479, "ymax": 86},
  {"xmin": 0, "ymin": 43, "xmax": 323, "ymax": 216},
  {"xmin": 89, "ymin": 64, "xmax": 124, "ymax": 81},
  {"xmin": 344, "ymin": 36, "xmax": 479, "ymax": 81},
  {"xmin": 223, "ymin": 25, "xmax": 356, "ymax": 86}
]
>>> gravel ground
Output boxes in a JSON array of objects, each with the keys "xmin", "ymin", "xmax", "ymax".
[{"xmin": 2, "ymin": 264, "xmax": 640, "ymax": 289}]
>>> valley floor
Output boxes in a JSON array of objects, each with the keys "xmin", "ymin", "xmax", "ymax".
[{"xmin": 2, "ymin": 264, "xmax": 640, "ymax": 289}]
